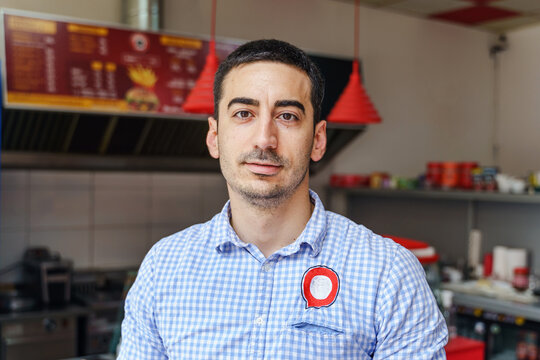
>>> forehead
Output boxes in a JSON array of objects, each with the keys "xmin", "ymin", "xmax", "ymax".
[{"xmin": 220, "ymin": 61, "xmax": 312, "ymax": 106}]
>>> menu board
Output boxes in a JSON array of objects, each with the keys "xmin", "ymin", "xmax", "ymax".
[{"xmin": 1, "ymin": 10, "xmax": 240, "ymax": 116}]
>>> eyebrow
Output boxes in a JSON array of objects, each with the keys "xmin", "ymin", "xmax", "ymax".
[
  {"xmin": 227, "ymin": 97, "xmax": 259, "ymax": 109},
  {"xmin": 227, "ymin": 97, "xmax": 306, "ymax": 115},
  {"xmin": 275, "ymin": 100, "xmax": 305, "ymax": 114}
]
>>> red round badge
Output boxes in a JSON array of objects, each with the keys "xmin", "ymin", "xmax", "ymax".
[{"xmin": 302, "ymin": 266, "xmax": 340, "ymax": 309}]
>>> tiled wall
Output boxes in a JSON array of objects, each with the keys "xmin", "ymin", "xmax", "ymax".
[{"xmin": 0, "ymin": 170, "xmax": 229, "ymax": 281}]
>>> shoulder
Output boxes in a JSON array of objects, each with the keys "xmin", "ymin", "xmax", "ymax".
[
  {"xmin": 144, "ymin": 215, "xmax": 219, "ymax": 275},
  {"xmin": 321, "ymin": 211, "xmax": 417, "ymax": 291},
  {"xmin": 324, "ymin": 210, "xmax": 403, "ymax": 260},
  {"xmin": 152, "ymin": 222, "xmax": 208, "ymax": 254}
]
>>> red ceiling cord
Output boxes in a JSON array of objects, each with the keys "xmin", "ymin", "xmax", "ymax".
[
  {"xmin": 354, "ymin": 0, "xmax": 359, "ymax": 61},
  {"xmin": 327, "ymin": 0, "xmax": 382, "ymax": 124},
  {"xmin": 210, "ymin": 0, "xmax": 216, "ymax": 53},
  {"xmin": 182, "ymin": 0, "xmax": 219, "ymax": 114},
  {"xmin": 472, "ymin": 0, "xmax": 492, "ymax": 5}
]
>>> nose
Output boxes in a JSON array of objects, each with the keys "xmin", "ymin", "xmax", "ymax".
[{"xmin": 253, "ymin": 114, "xmax": 278, "ymax": 150}]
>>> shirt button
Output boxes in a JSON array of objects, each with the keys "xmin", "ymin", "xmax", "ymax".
[
  {"xmin": 262, "ymin": 263, "xmax": 272, "ymax": 272},
  {"xmin": 254, "ymin": 316, "xmax": 264, "ymax": 325}
]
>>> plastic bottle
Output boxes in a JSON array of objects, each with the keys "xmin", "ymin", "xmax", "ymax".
[{"xmin": 442, "ymin": 290, "xmax": 457, "ymax": 340}]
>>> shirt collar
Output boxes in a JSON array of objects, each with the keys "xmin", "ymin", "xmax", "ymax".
[{"xmin": 213, "ymin": 189, "xmax": 327, "ymax": 257}]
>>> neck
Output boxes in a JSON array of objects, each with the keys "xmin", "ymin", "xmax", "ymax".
[{"xmin": 228, "ymin": 182, "xmax": 313, "ymax": 258}]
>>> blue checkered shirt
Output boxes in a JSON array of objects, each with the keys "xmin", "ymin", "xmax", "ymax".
[{"xmin": 119, "ymin": 190, "xmax": 448, "ymax": 359}]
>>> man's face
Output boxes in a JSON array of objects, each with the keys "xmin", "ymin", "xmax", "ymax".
[{"xmin": 206, "ymin": 61, "xmax": 326, "ymax": 208}]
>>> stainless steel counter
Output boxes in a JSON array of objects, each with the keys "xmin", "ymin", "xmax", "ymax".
[
  {"xmin": 452, "ymin": 292, "xmax": 540, "ymax": 322},
  {"xmin": 0, "ymin": 306, "xmax": 90, "ymax": 360},
  {"xmin": 60, "ymin": 355, "xmax": 115, "ymax": 360},
  {"xmin": 0, "ymin": 305, "xmax": 90, "ymax": 323}
]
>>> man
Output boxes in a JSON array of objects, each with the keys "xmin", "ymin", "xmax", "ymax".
[{"xmin": 119, "ymin": 39, "xmax": 448, "ymax": 359}]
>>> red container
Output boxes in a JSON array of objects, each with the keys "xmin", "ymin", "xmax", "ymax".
[
  {"xmin": 458, "ymin": 162, "xmax": 478, "ymax": 190},
  {"xmin": 330, "ymin": 174, "xmax": 369, "ymax": 188},
  {"xmin": 483, "ymin": 253, "xmax": 493, "ymax": 277},
  {"xmin": 426, "ymin": 162, "xmax": 443, "ymax": 188},
  {"xmin": 441, "ymin": 162, "xmax": 459, "ymax": 189},
  {"xmin": 445, "ymin": 336, "xmax": 485, "ymax": 360},
  {"xmin": 513, "ymin": 267, "xmax": 529, "ymax": 292}
]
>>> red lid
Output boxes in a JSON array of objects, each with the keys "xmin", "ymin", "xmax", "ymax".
[
  {"xmin": 329, "ymin": 174, "xmax": 369, "ymax": 188},
  {"xmin": 445, "ymin": 336, "xmax": 485, "ymax": 353},
  {"xmin": 459, "ymin": 162, "xmax": 479, "ymax": 168},
  {"xmin": 441, "ymin": 162, "xmax": 459, "ymax": 169},
  {"xmin": 514, "ymin": 267, "xmax": 529, "ymax": 275},
  {"xmin": 383, "ymin": 235, "xmax": 439, "ymax": 265}
]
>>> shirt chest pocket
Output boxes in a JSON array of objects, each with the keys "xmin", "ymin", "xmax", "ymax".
[{"xmin": 269, "ymin": 311, "xmax": 370, "ymax": 360}]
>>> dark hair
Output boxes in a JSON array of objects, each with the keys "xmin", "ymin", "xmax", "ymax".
[{"xmin": 213, "ymin": 39, "xmax": 325, "ymax": 124}]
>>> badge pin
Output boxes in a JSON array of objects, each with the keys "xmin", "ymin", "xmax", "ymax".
[{"xmin": 301, "ymin": 266, "xmax": 340, "ymax": 309}]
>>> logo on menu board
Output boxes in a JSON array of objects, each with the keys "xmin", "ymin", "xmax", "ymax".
[
  {"xmin": 130, "ymin": 33, "xmax": 149, "ymax": 52},
  {"xmin": 301, "ymin": 266, "xmax": 340, "ymax": 309}
]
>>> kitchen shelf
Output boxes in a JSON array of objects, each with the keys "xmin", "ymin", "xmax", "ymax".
[
  {"xmin": 327, "ymin": 185, "xmax": 540, "ymax": 274},
  {"xmin": 448, "ymin": 290, "xmax": 540, "ymax": 322},
  {"xmin": 328, "ymin": 187, "xmax": 540, "ymax": 205},
  {"xmin": 0, "ymin": 305, "xmax": 90, "ymax": 323}
]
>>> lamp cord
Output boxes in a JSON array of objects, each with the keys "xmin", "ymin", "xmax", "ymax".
[
  {"xmin": 355, "ymin": 0, "xmax": 359, "ymax": 61},
  {"xmin": 210, "ymin": 0, "xmax": 217, "ymax": 53}
]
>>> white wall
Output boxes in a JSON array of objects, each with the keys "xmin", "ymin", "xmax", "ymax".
[
  {"xmin": 163, "ymin": 0, "xmax": 497, "ymax": 178},
  {"xmin": 0, "ymin": 170, "xmax": 228, "ymax": 278},
  {"xmin": 497, "ymin": 26, "xmax": 540, "ymax": 175},
  {"xmin": 0, "ymin": 0, "xmax": 122, "ymax": 24}
]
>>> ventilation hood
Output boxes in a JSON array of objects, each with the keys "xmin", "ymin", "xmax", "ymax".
[{"xmin": 1, "ymin": 108, "xmax": 365, "ymax": 174}]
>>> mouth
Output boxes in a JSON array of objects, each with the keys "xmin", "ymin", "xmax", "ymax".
[{"xmin": 244, "ymin": 162, "xmax": 283, "ymax": 176}]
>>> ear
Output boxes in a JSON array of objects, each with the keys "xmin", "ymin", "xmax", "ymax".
[
  {"xmin": 206, "ymin": 116, "xmax": 219, "ymax": 159},
  {"xmin": 311, "ymin": 120, "xmax": 327, "ymax": 162}
]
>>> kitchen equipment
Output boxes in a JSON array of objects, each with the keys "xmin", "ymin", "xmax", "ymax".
[
  {"xmin": 23, "ymin": 247, "xmax": 73, "ymax": 307},
  {"xmin": 0, "ymin": 313, "xmax": 77, "ymax": 360},
  {"xmin": 72, "ymin": 270, "xmax": 129, "ymax": 355},
  {"xmin": 0, "ymin": 289, "xmax": 37, "ymax": 313},
  {"xmin": 454, "ymin": 295, "xmax": 540, "ymax": 360}
]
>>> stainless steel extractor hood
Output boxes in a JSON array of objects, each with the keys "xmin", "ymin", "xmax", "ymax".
[{"xmin": 0, "ymin": 107, "xmax": 365, "ymax": 174}]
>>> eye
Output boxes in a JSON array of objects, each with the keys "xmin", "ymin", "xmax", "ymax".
[
  {"xmin": 233, "ymin": 110, "xmax": 253, "ymax": 120},
  {"xmin": 277, "ymin": 112, "xmax": 299, "ymax": 122}
]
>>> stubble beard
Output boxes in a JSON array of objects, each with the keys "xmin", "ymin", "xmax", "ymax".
[{"xmin": 220, "ymin": 148, "xmax": 311, "ymax": 210}]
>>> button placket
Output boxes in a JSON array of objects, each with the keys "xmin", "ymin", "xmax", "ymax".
[
  {"xmin": 254, "ymin": 315, "xmax": 264, "ymax": 325},
  {"xmin": 247, "ymin": 262, "xmax": 275, "ymax": 359}
]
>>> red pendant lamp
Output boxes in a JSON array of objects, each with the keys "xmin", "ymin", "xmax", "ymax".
[
  {"xmin": 183, "ymin": 0, "xmax": 219, "ymax": 114},
  {"xmin": 327, "ymin": 0, "xmax": 382, "ymax": 124}
]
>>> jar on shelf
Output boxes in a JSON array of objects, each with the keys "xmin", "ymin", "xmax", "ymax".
[
  {"xmin": 441, "ymin": 162, "xmax": 459, "ymax": 190},
  {"xmin": 426, "ymin": 162, "xmax": 443, "ymax": 188},
  {"xmin": 513, "ymin": 267, "xmax": 529, "ymax": 292},
  {"xmin": 458, "ymin": 162, "xmax": 478, "ymax": 190}
]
